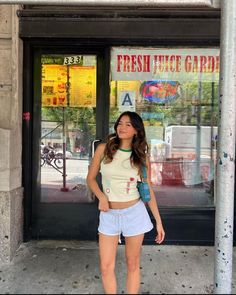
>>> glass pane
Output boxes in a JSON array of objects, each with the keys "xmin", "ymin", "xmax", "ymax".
[
  {"xmin": 40, "ymin": 54, "xmax": 96, "ymax": 203},
  {"xmin": 109, "ymin": 47, "xmax": 219, "ymax": 207}
]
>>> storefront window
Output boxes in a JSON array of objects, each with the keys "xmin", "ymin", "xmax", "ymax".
[
  {"xmin": 109, "ymin": 47, "xmax": 219, "ymax": 207},
  {"xmin": 40, "ymin": 54, "xmax": 97, "ymax": 203}
]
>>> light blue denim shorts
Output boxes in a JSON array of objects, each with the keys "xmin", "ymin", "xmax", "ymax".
[{"xmin": 98, "ymin": 200, "xmax": 153, "ymax": 237}]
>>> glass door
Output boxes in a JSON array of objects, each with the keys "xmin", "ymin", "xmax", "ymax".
[
  {"xmin": 40, "ymin": 54, "xmax": 97, "ymax": 203},
  {"xmin": 31, "ymin": 50, "xmax": 108, "ymax": 239}
]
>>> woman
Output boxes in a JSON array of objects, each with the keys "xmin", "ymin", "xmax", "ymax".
[{"xmin": 86, "ymin": 111, "xmax": 165, "ymax": 294}]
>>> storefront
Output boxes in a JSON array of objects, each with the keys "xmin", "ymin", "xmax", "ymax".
[{"xmin": 18, "ymin": 4, "xmax": 225, "ymax": 244}]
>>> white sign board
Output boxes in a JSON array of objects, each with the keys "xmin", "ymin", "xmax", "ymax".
[{"xmin": 111, "ymin": 47, "xmax": 220, "ymax": 82}]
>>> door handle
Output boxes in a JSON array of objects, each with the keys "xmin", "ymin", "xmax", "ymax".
[{"xmin": 91, "ymin": 139, "xmax": 102, "ymax": 157}]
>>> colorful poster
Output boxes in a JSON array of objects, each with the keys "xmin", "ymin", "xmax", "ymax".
[{"xmin": 140, "ymin": 80, "xmax": 181, "ymax": 103}]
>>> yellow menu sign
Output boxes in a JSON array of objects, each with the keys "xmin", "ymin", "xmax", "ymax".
[
  {"xmin": 42, "ymin": 65, "xmax": 68, "ymax": 107},
  {"xmin": 70, "ymin": 65, "xmax": 96, "ymax": 107},
  {"xmin": 42, "ymin": 64, "xmax": 96, "ymax": 107}
]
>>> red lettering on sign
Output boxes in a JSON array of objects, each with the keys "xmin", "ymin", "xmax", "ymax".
[
  {"xmin": 207, "ymin": 56, "xmax": 215, "ymax": 73},
  {"xmin": 131, "ymin": 55, "xmax": 136, "ymax": 72},
  {"xmin": 192, "ymin": 56, "xmax": 199, "ymax": 72},
  {"xmin": 123, "ymin": 55, "xmax": 130, "ymax": 72},
  {"xmin": 200, "ymin": 56, "xmax": 207, "ymax": 72},
  {"xmin": 116, "ymin": 54, "xmax": 151, "ymax": 73},
  {"xmin": 175, "ymin": 55, "xmax": 181, "ymax": 72},
  {"xmin": 185, "ymin": 55, "xmax": 192, "ymax": 72},
  {"xmin": 117, "ymin": 53, "xmax": 219, "ymax": 75},
  {"xmin": 185, "ymin": 55, "xmax": 220, "ymax": 73},
  {"xmin": 137, "ymin": 55, "xmax": 142, "ymax": 72},
  {"xmin": 153, "ymin": 55, "xmax": 182, "ymax": 74},
  {"xmin": 215, "ymin": 56, "xmax": 220, "ymax": 72},
  {"xmin": 143, "ymin": 55, "xmax": 150, "ymax": 72},
  {"xmin": 117, "ymin": 55, "xmax": 122, "ymax": 72}
]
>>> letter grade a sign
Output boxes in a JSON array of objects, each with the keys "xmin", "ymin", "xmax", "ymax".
[{"xmin": 118, "ymin": 91, "xmax": 136, "ymax": 112}]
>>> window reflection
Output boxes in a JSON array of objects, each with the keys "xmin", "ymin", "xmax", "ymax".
[
  {"xmin": 40, "ymin": 54, "xmax": 97, "ymax": 203},
  {"xmin": 109, "ymin": 47, "xmax": 219, "ymax": 207}
]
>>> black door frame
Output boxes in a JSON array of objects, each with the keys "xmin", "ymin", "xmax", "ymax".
[
  {"xmin": 21, "ymin": 11, "xmax": 224, "ymax": 244},
  {"xmin": 22, "ymin": 41, "xmax": 110, "ymax": 240}
]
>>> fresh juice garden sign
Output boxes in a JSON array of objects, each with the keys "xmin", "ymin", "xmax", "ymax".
[{"xmin": 111, "ymin": 47, "xmax": 220, "ymax": 83}]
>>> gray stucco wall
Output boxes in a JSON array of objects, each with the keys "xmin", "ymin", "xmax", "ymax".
[{"xmin": 0, "ymin": 5, "xmax": 23, "ymax": 264}]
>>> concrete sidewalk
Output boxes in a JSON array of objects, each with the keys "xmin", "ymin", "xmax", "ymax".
[{"xmin": 0, "ymin": 240, "xmax": 235, "ymax": 294}]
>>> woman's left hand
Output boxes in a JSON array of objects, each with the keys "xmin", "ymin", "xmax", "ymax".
[{"xmin": 155, "ymin": 223, "xmax": 165, "ymax": 244}]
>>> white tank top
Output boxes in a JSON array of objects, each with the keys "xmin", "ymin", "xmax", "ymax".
[{"xmin": 100, "ymin": 149, "xmax": 141, "ymax": 202}]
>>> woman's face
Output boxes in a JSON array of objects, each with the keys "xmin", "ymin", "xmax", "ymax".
[{"xmin": 116, "ymin": 115, "xmax": 137, "ymax": 140}]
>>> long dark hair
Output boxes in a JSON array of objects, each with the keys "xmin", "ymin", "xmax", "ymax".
[{"xmin": 103, "ymin": 111, "xmax": 148, "ymax": 172}]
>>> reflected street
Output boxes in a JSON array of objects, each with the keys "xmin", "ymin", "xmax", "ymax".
[{"xmin": 41, "ymin": 158, "xmax": 92, "ymax": 203}]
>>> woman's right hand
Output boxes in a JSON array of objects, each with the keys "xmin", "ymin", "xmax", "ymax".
[{"xmin": 98, "ymin": 195, "xmax": 109, "ymax": 212}]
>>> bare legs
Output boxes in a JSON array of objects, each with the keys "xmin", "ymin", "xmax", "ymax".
[
  {"xmin": 99, "ymin": 234, "xmax": 119, "ymax": 294},
  {"xmin": 99, "ymin": 233, "xmax": 144, "ymax": 294},
  {"xmin": 125, "ymin": 234, "xmax": 144, "ymax": 294}
]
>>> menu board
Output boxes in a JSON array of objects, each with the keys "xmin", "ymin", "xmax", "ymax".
[
  {"xmin": 42, "ymin": 62, "xmax": 96, "ymax": 107},
  {"xmin": 70, "ymin": 65, "xmax": 96, "ymax": 107},
  {"xmin": 42, "ymin": 65, "xmax": 68, "ymax": 107}
]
